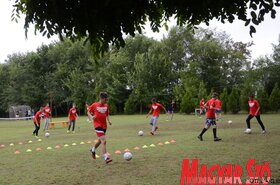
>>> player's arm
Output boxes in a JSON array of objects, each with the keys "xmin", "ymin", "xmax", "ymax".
[
  {"xmin": 162, "ymin": 105, "xmax": 168, "ymax": 114},
  {"xmin": 106, "ymin": 115, "xmax": 112, "ymax": 125},
  {"xmin": 87, "ymin": 110, "xmax": 94, "ymax": 120}
]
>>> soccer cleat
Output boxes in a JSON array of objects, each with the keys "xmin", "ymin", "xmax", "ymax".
[
  {"xmin": 90, "ymin": 149, "xmax": 96, "ymax": 159},
  {"xmin": 67, "ymin": 130, "xmax": 70, "ymax": 133},
  {"xmin": 214, "ymin": 137, "xmax": 222, "ymax": 142},
  {"xmin": 105, "ymin": 158, "xmax": 113, "ymax": 164},
  {"xmin": 150, "ymin": 132, "xmax": 154, "ymax": 135},
  {"xmin": 197, "ymin": 135, "xmax": 203, "ymax": 141},
  {"xmin": 261, "ymin": 130, "xmax": 267, "ymax": 134}
]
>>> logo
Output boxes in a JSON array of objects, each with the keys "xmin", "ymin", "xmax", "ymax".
[
  {"xmin": 249, "ymin": 103, "xmax": 255, "ymax": 107},
  {"xmin": 97, "ymin": 107, "xmax": 107, "ymax": 113},
  {"xmin": 180, "ymin": 159, "xmax": 272, "ymax": 185},
  {"xmin": 152, "ymin": 105, "xmax": 158, "ymax": 110}
]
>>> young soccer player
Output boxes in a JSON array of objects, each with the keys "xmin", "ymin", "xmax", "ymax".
[
  {"xmin": 67, "ymin": 103, "xmax": 78, "ymax": 133},
  {"xmin": 88, "ymin": 92, "xmax": 113, "ymax": 163},
  {"xmin": 199, "ymin": 98, "xmax": 205, "ymax": 117},
  {"xmin": 245, "ymin": 95, "xmax": 266, "ymax": 134},
  {"xmin": 146, "ymin": 98, "xmax": 167, "ymax": 135},
  {"xmin": 215, "ymin": 98, "xmax": 222, "ymax": 121},
  {"xmin": 43, "ymin": 103, "xmax": 51, "ymax": 131},
  {"xmin": 198, "ymin": 93, "xmax": 222, "ymax": 141},
  {"xmin": 32, "ymin": 107, "xmax": 43, "ymax": 137},
  {"xmin": 166, "ymin": 99, "xmax": 175, "ymax": 121}
]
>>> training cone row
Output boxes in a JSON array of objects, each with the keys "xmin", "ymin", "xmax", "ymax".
[{"xmin": 113, "ymin": 139, "xmax": 177, "ymax": 155}]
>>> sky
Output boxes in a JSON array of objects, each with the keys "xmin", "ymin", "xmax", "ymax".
[{"xmin": 1, "ymin": 1, "xmax": 280, "ymax": 63}]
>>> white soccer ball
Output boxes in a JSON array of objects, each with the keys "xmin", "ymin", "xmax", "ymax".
[
  {"xmin": 123, "ymin": 152, "xmax": 132, "ymax": 161},
  {"xmin": 228, "ymin": 120, "xmax": 232, "ymax": 124},
  {"xmin": 244, "ymin": 128, "xmax": 252, "ymax": 134},
  {"xmin": 138, "ymin": 130, "xmax": 144, "ymax": 136},
  {"xmin": 45, "ymin": 132, "xmax": 50, "ymax": 137}
]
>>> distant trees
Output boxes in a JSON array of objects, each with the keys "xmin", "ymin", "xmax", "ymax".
[{"xmin": 0, "ymin": 26, "xmax": 280, "ymax": 116}]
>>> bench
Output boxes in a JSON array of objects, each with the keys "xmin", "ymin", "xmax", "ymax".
[{"xmin": 49, "ymin": 121, "xmax": 69, "ymax": 129}]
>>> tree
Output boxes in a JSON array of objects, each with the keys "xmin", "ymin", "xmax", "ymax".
[
  {"xmin": 227, "ymin": 87, "xmax": 240, "ymax": 114},
  {"xmin": 13, "ymin": 0, "xmax": 280, "ymax": 57},
  {"xmin": 257, "ymin": 88, "xmax": 270, "ymax": 113},
  {"xmin": 219, "ymin": 88, "xmax": 229, "ymax": 114},
  {"xmin": 269, "ymin": 83, "xmax": 280, "ymax": 112}
]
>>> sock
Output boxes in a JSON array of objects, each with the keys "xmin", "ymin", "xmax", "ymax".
[
  {"xmin": 213, "ymin": 128, "xmax": 217, "ymax": 138},
  {"xmin": 199, "ymin": 128, "xmax": 207, "ymax": 136},
  {"xmin": 104, "ymin": 153, "xmax": 108, "ymax": 160},
  {"xmin": 91, "ymin": 147, "xmax": 95, "ymax": 153}
]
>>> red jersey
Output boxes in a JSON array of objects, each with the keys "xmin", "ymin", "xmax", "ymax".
[
  {"xmin": 33, "ymin": 110, "xmax": 42, "ymax": 123},
  {"xmin": 215, "ymin": 99, "xmax": 222, "ymax": 110},
  {"xmin": 88, "ymin": 102, "xmax": 109, "ymax": 129},
  {"xmin": 199, "ymin": 99, "xmax": 205, "ymax": 109},
  {"xmin": 205, "ymin": 98, "xmax": 216, "ymax": 119},
  {"xmin": 44, "ymin": 106, "xmax": 51, "ymax": 118},
  {"xmin": 248, "ymin": 99, "xmax": 260, "ymax": 116},
  {"xmin": 150, "ymin": 103, "xmax": 164, "ymax": 117},
  {"xmin": 69, "ymin": 108, "xmax": 77, "ymax": 121}
]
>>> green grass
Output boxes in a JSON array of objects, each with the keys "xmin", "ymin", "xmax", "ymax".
[{"xmin": 0, "ymin": 114, "xmax": 279, "ymax": 185}]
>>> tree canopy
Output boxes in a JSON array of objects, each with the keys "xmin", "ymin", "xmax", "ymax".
[{"xmin": 13, "ymin": 0, "xmax": 280, "ymax": 57}]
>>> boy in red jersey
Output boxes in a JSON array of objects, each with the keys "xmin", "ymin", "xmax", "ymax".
[
  {"xmin": 43, "ymin": 103, "xmax": 52, "ymax": 131},
  {"xmin": 88, "ymin": 92, "xmax": 112, "ymax": 163},
  {"xmin": 215, "ymin": 98, "xmax": 222, "ymax": 121},
  {"xmin": 199, "ymin": 98, "xmax": 205, "ymax": 117},
  {"xmin": 245, "ymin": 95, "xmax": 266, "ymax": 134},
  {"xmin": 146, "ymin": 98, "xmax": 167, "ymax": 135},
  {"xmin": 67, "ymin": 103, "xmax": 79, "ymax": 133},
  {"xmin": 32, "ymin": 107, "xmax": 43, "ymax": 137},
  {"xmin": 198, "ymin": 93, "xmax": 222, "ymax": 141}
]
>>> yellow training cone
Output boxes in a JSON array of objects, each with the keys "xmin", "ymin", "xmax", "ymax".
[
  {"xmin": 149, "ymin": 144, "xmax": 156, "ymax": 147},
  {"xmin": 26, "ymin": 149, "xmax": 32, "ymax": 152},
  {"xmin": 96, "ymin": 154, "xmax": 100, "ymax": 158},
  {"xmin": 10, "ymin": 143, "xmax": 14, "ymax": 146},
  {"xmin": 142, "ymin": 145, "xmax": 148, "ymax": 149},
  {"xmin": 64, "ymin": 144, "xmax": 69, "ymax": 147},
  {"xmin": 47, "ymin": 147, "xmax": 52, "ymax": 150},
  {"xmin": 80, "ymin": 141, "xmax": 85, "ymax": 145},
  {"xmin": 37, "ymin": 139, "xmax": 42, "ymax": 142},
  {"xmin": 28, "ymin": 140, "xmax": 33, "ymax": 144},
  {"xmin": 72, "ymin": 143, "xmax": 77, "ymax": 146},
  {"xmin": 164, "ymin": 141, "xmax": 170, "ymax": 145}
]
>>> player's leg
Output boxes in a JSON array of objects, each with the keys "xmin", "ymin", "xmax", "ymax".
[
  {"xmin": 246, "ymin": 114, "xmax": 254, "ymax": 129},
  {"xmin": 170, "ymin": 111, "xmax": 174, "ymax": 120},
  {"xmin": 33, "ymin": 122, "xmax": 37, "ymax": 135},
  {"xmin": 255, "ymin": 115, "xmax": 266, "ymax": 133},
  {"xmin": 212, "ymin": 121, "xmax": 221, "ymax": 141},
  {"xmin": 72, "ymin": 120, "xmax": 76, "ymax": 133},
  {"xmin": 36, "ymin": 123, "xmax": 40, "ymax": 136},
  {"xmin": 198, "ymin": 119, "xmax": 211, "ymax": 141},
  {"xmin": 67, "ymin": 120, "xmax": 72, "ymax": 133},
  {"xmin": 99, "ymin": 135, "xmax": 112, "ymax": 163}
]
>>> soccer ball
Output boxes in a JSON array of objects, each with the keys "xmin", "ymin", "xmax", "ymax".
[
  {"xmin": 138, "ymin": 130, "xmax": 144, "ymax": 136},
  {"xmin": 45, "ymin": 132, "xmax": 50, "ymax": 137},
  {"xmin": 244, "ymin": 128, "xmax": 252, "ymax": 134},
  {"xmin": 123, "ymin": 152, "xmax": 132, "ymax": 161},
  {"xmin": 228, "ymin": 120, "xmax": 232, "ymax": 124}
]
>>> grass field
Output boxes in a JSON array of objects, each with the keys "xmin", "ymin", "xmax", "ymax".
[{"xmin": 0, "ymin": 114, "xmax": 279, "ymax": 185}]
